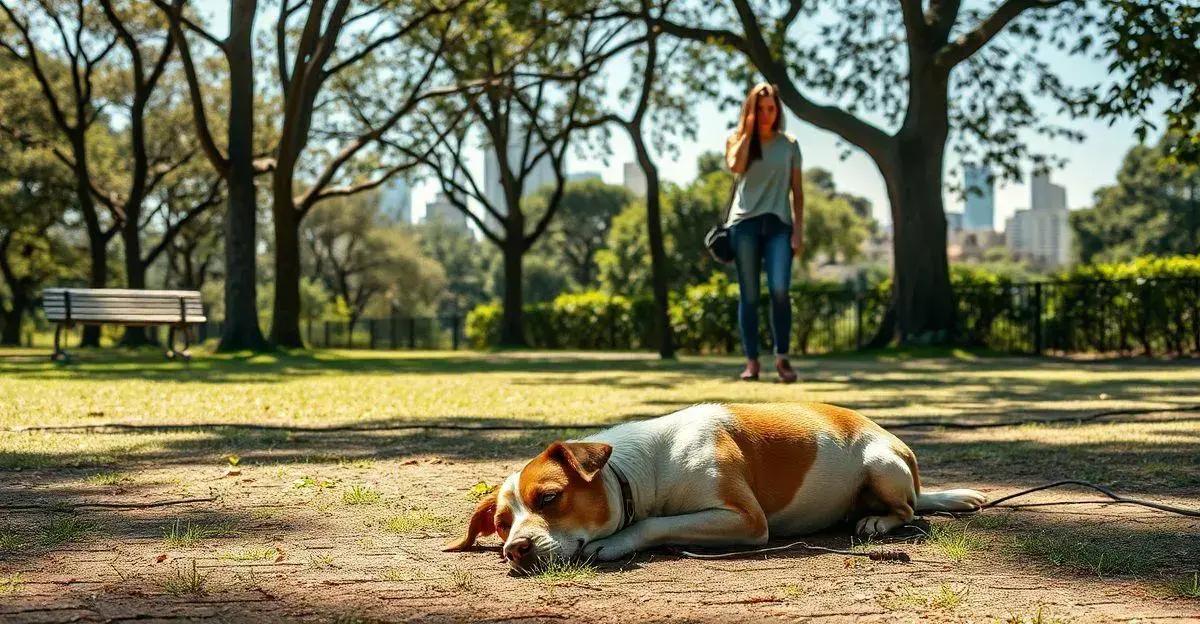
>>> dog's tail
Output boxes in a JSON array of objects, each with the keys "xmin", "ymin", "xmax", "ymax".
[{"xmin": 915, "ymin": 489, "xmax": 987, "ymax": 512}]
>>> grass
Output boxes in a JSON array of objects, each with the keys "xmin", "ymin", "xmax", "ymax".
[
  {"xmin": 924, "ymin": 521, "xmax": 987, "ymax": 562},
  {"xmin": 446, "ymin": 566, "xmax": 476, "ymax": 591},
  {"xmin": 884, "ymin": 584, "xmax": 969, "ymax": 611},
  {"xmin": 1016, "ymin": 527, "xmax": 1166, "ymax": 577},
  {"xmin": 0, "ymin": 573, "xmax": 21, "ymax": 594},
  {"xmin": 342, "ymin": 484, "xmax": 382, "ymax": 505},
  {"xmin": 1164, "ymin": 573, "xmax": 1200, "ymax": 599},
  {"xmin": 1000, "ymin": 607, "xmax": 1072, "ymax": 624},
  {"xmin": 162, "ymin": 520, "xmax": 239, "ymax": 548},
  {"xmin": 158, "ymin": 560, "xmax": 207, "ymax": 596},
  {"xmin": 529, "ymin": 559, "xmax": 597, "ymax": 585},
  {"xmin": 41, "ymin": 515, "xmax": 94, "ymax": 548},
  {"xmin": 381, "ymin": 510, "xmax": 456, "ymax": 536},
  {"xmin": 87, "ymin": 471, "xmax": 128, "ymax": 485},
  {"xmin": 219, "ymin": 547, "xmax": 279, "ymax": 562}
]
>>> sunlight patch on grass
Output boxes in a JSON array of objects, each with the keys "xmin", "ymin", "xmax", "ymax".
[
  {"xmin": 342, "ymin": 484, "xmax": 382, "ymax": 505},
  {"xmin": 219, "ymin": 546, "xmax": 278, "ymax": 562},
  {"xmin": 158, "ymin": 560, "xmax": 207, "ymax": 596},
  {"xmin": 529, "ymin": 559, "xmax": 597, "ymax": 585},
  {"xmin": 0, "ymin": 573, "xmax": 21, "ymax": 594},
  {"xmin": 883, "ymin": 584, "xmax": 969, "ymax": 611},
  {"xmin": 162, "ymin": 519, "xmax": 239, "ymax": 548},
  {"xmin": 380, "ymin": 510, "xmax": 455, "ymax": 537},
  {"xmin": 925, "ymin": 521, "xmax": 986, "ymax": 562}
]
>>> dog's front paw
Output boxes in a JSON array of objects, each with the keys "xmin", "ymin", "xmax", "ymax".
[{"xmin": 581, "ymin": 534, "xmax": 636, "ymax": 562}]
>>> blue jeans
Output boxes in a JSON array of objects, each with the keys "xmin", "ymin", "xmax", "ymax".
[{"xmin": 731, "ymin": 214, "xmax": 793, "ymax": 359}]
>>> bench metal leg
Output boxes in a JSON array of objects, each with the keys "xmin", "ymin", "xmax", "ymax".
[
  {"xmin": 165, "ymin": 325, "xmax": 192, "ymax": 361},
  {"xmin": 51, "ymin": 324, "xmax": 70, "ymax": 362}
]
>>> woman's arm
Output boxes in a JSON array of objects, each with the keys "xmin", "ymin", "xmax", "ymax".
[
  {"xmin": 790, "ymin": 165, "xmax": 805, "ymax": 257},
  {"xmin": 726, "ymin": 131, "xmax": 751, "ymax": 174}
]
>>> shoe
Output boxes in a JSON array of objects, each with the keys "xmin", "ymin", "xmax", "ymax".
[
  {"xmin": 739, "ymin": 360, "xmax": 760, "ymax": 381},
  {"xmin": 775, "ymin": 358, "xmax": 797, "ymax": 384}
]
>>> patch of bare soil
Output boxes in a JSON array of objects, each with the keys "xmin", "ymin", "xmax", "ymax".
[{"xmin": 1, "ymin": 427, "xmax": 1198, "ymax": 623}]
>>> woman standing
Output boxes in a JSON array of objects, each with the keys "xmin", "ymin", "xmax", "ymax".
[{"xmin": 725, "ymin": 83, "xmax": 804, "ymax": 382}]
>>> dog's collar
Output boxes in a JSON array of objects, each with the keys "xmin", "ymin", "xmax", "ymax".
[{"xmin": 608, "ymin": 461, "xmax": 636, "ymax": 531}]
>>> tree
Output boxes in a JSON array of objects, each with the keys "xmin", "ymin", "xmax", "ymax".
[
  {"xmin": 1072, "ymin": 130, "xmax": 1200, "ymax": 263},
  {"xmin": 158, "ymin": 0, "xmax": 270, "ymax": 351},
  {"xmin": 265, "ymin": 0, "xmax": 469, "ymax": 348},
  {"xmin": 1, "ymin": 0, "xmax": 124, "ymax": 347},
  {"xmin": 647, "ymin": 0, "xmax": 1195, "ymax": 344},
  {"xmin": 94, "ymin": 0, "xmax": 221, "ymax": 346},
  {"xmin": 412, "ymin": 3, "xmax": 618, "ymax": 346},
  {"xmin": 304, "ymin": 192, "xmax": 446, "ymax": 332},
  {"xmin": 0, "ymin": 98, "xmax": 80, "ymax": 345},
  {"xmin": 526, "ymin": 178, "xmax": 631, "ymax": 289},
  {"xmin": 416, "ymin": 220, "xmax": 495, "ymax": 317}
]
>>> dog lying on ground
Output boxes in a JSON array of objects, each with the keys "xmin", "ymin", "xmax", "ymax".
[{"xmin": 446, "ymin": 402, "xmax": 986, "ymax": 572}]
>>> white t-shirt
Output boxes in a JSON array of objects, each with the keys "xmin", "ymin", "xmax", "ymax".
[{"xmin": 726, "ymin": 132, "xmax": 802, "ymax": 227}]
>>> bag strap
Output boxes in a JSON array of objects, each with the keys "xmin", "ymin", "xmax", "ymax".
[{"xmin": 720, "ymin": 174, "xmax": 741, "ymax": 225}]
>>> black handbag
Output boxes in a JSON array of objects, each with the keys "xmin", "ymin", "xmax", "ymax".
[{"xmin": 704, "ymin": 175, "xmax": 740, "ymax": 264}]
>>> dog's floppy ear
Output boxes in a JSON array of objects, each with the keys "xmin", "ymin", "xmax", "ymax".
[
  {"xmin": 549, "ymin": 441, "xmax": 612, "ymax": 482},
  {"xmin": 444, "ymin": 490, "xmax": 498, "ymax": 551}
]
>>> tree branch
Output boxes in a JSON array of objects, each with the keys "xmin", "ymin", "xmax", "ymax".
[{"xmin": 936, "ymin": 0, "xmax": 1069, "ymax": 70}]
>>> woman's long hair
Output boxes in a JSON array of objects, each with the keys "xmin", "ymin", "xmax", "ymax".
[{"xmin": 730, "ymin": 83, "xmax": 785, "ymax": 165}]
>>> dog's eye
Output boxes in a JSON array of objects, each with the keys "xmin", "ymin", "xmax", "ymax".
[{"xmin": 538, "ymin": 491, "xmax": 560, "ymax": 508}]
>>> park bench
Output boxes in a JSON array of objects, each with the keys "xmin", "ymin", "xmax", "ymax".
[{"xmin": 42, "ymin": 288, "xmax": 206, "ymax": 361}]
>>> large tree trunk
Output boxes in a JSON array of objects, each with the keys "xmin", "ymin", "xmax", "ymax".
[
  {"xmin": 79, "ymin": 196, "xmax": 107, "ymax": 349},
  {"xmin": 270, "ymin": 200, "xmax": 304, "ymax": 348},
  {"xmin": 119, "ymin": 218, "xmax": 154, "ymax": 347},
  {"xmin": 0, "ymin": 300, "xmax": 22, "ymax": 345},
  {"xmin": 499, "ymin": 235, "xmax": 526, "ymax": 347},
  {"xmin": 631, "ymin": 144, "xmax": 674, "ymax": 359},
  {"xmin": 217, "ymin": 0, "xmax": 269, "ymax": 352},
  {"xmin": 882, "ymin": 67, "xmax": 956, "ymax": 344}
]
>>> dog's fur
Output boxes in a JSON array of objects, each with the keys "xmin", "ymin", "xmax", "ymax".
[{"xmin": 446, "ymin": 403, "xmax": 986, "ymax": 571}]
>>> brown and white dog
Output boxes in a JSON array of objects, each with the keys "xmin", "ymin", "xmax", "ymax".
[{"xmin": 446, "ymin": 402, "xmax": 986, "ymax": 572}]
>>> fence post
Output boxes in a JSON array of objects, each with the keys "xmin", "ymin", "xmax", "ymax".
[
  {"xmin": 1032, "ymin": 282, "xmax": 1043, "ymax": 355},
  {"xmin": 855, "ymin": 296, "xmax": 864, "ymax": 350},
  {"xmin": 408, "ymin": 317, "xmax": 416, "ymax": 349},
  {"xmin": 369, "ymin": 319, "xmax": 376, "ymax": 349},
  {"xmin": 452, "ymin": 315, "xmax": 460, "ymax": 350},
  {"xmin": 324, "ymin": 321, "xmax": 329, "ymax": 347}
]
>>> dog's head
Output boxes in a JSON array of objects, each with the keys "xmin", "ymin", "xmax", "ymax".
[{"xmin": 444, "ymin": 440, "xmax": 616, "ymax": 572}]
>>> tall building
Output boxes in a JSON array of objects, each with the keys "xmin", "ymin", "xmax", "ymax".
[
  {"xmin": 422, "ymin": 193, "xmax": 469, "ymax": 231},
  {"xmin": 1005, "ymin": 171, "xmax": 1072, "ymax": 267},
  {"xmin": 378, "ymin": 178, "xmax": 411, "ymax": 224},
  {"xmin": 623, "ymin": 161, "xmax": 647, "ymax": 198},
  {"xmin": 484, "ymin": 136, "xmax": 556, "ymax": 213},
  {"xmin": 963, "ymin": 163, "xmax": 995, "ymax": 231},
  {"xmin": 946, "ymin": 211, "xmax": 964, "ymax": 233}
]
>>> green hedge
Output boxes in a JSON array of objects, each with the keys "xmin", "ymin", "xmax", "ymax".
[{"xmin": 465, "ymin": 255, "xmax": 1200, "ymax": 355}]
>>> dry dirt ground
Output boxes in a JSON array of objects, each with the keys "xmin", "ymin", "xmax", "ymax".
[{"xmin": 0, "ymin": 348, "xmax": 1198, "ymax": 623}]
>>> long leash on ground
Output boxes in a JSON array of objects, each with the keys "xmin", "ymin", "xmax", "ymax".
[{"xmin": 674, "ymin": 479, "xmax": 1200, "ymax": 562}]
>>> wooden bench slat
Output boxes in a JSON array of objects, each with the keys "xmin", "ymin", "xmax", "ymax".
[
  {"xmin": 43, "ymin": 297, "xmax": 203, "ymax": 306},
  {"xmin": 45, "ymin": 313, "xmax": 207, "ymax": 322},
  {"xmin": 44, "ymin": 304, "xmax": 205, "ymax": 312},
  {"xmin": 43, "ymin": 287, "xmax": 205, "ymax": 297}
]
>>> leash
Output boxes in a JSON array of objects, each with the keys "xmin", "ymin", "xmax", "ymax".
[{"xmin": 673, "ymin": 479, "xmax": 1200, "ymax": 561}]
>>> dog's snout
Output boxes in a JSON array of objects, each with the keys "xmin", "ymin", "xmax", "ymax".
[{"xmin": 503, "ymin": 537, "xmax": 534, "ymax": 564}]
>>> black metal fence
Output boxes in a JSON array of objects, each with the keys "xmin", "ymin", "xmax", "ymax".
[
  {"xmin": 956, "ymin": 276, "xmax": 1200, "ymax": 356},
  {"xmin": 9, "ymin": 276, "xmax": 1199, "ymax": 357}
]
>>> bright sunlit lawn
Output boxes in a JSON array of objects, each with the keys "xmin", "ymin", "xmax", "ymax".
[{"xmin": 0, "ymin": 346, "xmax": 1197, "ymax": 622}]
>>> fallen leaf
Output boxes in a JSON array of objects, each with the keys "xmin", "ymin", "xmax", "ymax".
[
  {"xmin": 155, "ymin": 554, "xmax": 167, "ymax": 563},
  {"xmin": 402, "ymin": 459, "xmax": 418, "ymax": 465},
  {"xmin": 223, "ymin": 469, "xmax": 242, "ymax": 478}
]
